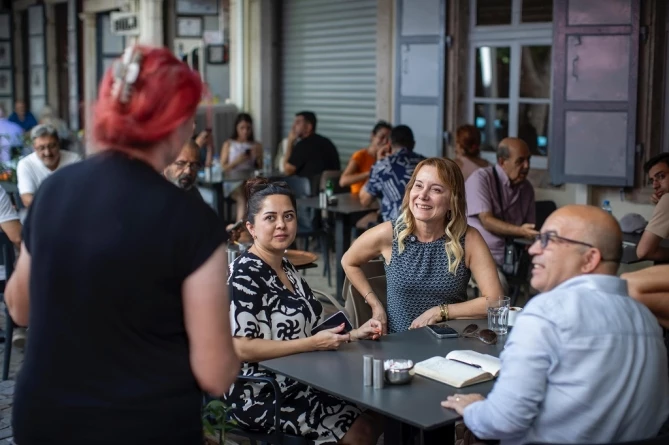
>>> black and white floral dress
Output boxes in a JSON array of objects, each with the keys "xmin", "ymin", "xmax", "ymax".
[{"xmin": 225, "ymin": 252, "xmax": 361, "ymax": 444}]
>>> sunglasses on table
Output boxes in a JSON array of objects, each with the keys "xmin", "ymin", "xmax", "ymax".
[{"xmin": 461, "ymin": 324, "xmax": 497, "ymax": 345}]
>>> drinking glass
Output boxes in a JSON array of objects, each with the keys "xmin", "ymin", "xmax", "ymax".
[{"xmin": 487, "ymin": 296, "xmax": 510, "ymax": 335}]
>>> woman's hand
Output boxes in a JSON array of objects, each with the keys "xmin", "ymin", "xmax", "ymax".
[
  {"xmin": 351, "ymin": 319, "xmax": 383, "ymax": 341},
  {"xmin": 310, "ymin": 324, "xmax": 350, "ymax": 351},
  {"xmin": 410, "ymin": 306, "xmax": 442, "ymax": 330},
  {"xmin": 370, "ymin": 303, "xmax": 388, "ymax": 335}
]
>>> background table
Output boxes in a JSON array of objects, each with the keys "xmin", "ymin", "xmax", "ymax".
[
  {"xmin": 261, "ymin": 319, "xmax": 505, "ymax": 445},
  {"xmin": 298, "ymin": 193, "xmax": 379, "ymax": 301}
]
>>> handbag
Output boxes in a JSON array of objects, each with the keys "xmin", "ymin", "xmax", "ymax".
[{"xmin": 492, "ymin": 167, "xmax": 518, "ymax": 276}]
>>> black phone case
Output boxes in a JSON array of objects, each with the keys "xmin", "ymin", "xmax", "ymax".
[{"xmin": 311, "ymin": 311, "xmax": 353, "ymax": 334}]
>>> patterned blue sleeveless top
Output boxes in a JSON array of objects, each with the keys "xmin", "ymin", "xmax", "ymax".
[{"xmin": 384, "ymin": 220, "xmax": 471, "ymax": 333}]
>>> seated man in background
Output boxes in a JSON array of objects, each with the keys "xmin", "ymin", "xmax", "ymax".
[
  {"xmin": 0, "ymin": 104, "xmax": 24, "ymax": 164},
  {"xmin": 465, "ymin": 137, "xmax": 537, "ymax": 290},
  {"xmin": 8, "ymin": 100, "xmax": 38, "ymax": 133},
  {"xmin": 637, "ymin": 153, "xmax": 669, "ymax": 261},
  {"xmin": 283, "ymin": 111, "xmax": 340, "ymax": 189},
  {"xmin": 360, "ymin": 125, "xmax": 425, "ymax": 222},
  {"xmin": 17, "ymin": 124, "xmax": 81, "ymax": 207},
  {"xmin": 442, "ymin": 205, "xmax": 669, "ymax": 444},
  {"xmin": 163, "ymin": 140, "xmax": 203, "ymax": 200}
]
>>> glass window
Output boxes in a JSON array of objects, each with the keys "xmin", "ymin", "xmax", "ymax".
[
  {"xmin": 475, "ymin": 46, "xmax": 511, "ymax": 98},
  {"xmin": 520, "ymin": 46, "xmax": 552, "ymax": 99},
  {"xmin": 476, "ymin": 0, "xmax": 512, "ymax": 26},
  {"xmin": 518, "ymin": 103, "xmax": 550, "ymax": 156},
  {"xmin": 474, "ymin": 103, "xmax": 509, "ymax": 151},
  {"xmin": 521, "ymin": 0, "xmax": 553, "ymax": 23}
]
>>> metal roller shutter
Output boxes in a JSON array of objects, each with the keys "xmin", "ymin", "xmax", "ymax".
[{"xmin": 281, "ymin": 0, "xmax": 377, "ymax": 165}]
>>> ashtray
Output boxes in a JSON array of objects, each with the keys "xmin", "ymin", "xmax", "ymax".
[{"xmin": 383, "ymin": 359, "xmax": 415, "ymax": 385}]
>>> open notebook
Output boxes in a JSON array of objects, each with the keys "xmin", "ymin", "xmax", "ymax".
[{"xmin": 414, "ymin": 350, "xmax": 501, "ymax": 388}]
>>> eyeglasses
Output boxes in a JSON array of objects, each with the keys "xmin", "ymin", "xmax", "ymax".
[
  {"xmin": 35, "ymin": 142, "xmax": 58, "ymax": 152},
  {"xmin": 461, "ymin": 324, "xmax": 497, "ymax": 345},
  {"xmin": 533, "ymin": 231, "xmax": 621, "ymax": 262},
  {"xmin": 174, "ymin": 161, "xmax": 202, "ymax": 171}
]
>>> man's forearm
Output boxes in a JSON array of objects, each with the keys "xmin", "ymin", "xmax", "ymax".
[{"xmin": 479, "ymin": 214, "xmax": 524, "ymax": 238}]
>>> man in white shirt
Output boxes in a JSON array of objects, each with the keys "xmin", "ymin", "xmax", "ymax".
[
  {"xmin": 17, "ymin": 124, "xmax": 81, "ymax": 207},
  {"xmin": 442, "ymin": 205, "xmax": 669, "ymax": 444}
]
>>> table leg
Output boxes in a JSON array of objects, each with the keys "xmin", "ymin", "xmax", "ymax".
[
  {"xmin": 383, "ymin": 418, "xmax": 409, "ymax": 445},
  {"xmin": 334, "ymin": 214, "xmax": 352, "ymax": 303}
]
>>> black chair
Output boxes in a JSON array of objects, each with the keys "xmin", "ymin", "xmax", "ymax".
[
  {"xmin": 527, "ymin": 433, "xmax": 669, "ymax": 445},
  {"xmin": 283, "ymin": 176, "xmax": 331, "ymax": 286},
  {"xmin": 0, "ymin": 233, "xmax": 17, "ymax": 380},
  {"xmin": 222, "ymin": 375, "xmax": 312, "ymax": 445}
]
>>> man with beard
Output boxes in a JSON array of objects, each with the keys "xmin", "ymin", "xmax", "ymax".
[
  {"xmin": 465, "ymin": 137, "xmax": 537, "ymax": 292},
  {"xmin": 17, "ymin": 124, "xmax": 82, "ymax": 207},
  {"xmin": 163, "ymin": 140, "xmax": 203, "ymax": 200},
  {"xmin": 636, "ymin": 153, "xmax": 669, "ymax": 261}
]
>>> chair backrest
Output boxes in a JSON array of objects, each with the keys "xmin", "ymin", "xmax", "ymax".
[
  {"xmin": 319, "ymin": 170, "xmax": 348, "ymax": 194},
  {"xmin": 283, "ymin": 175, "xmax": 312, "ymax": 198},
  {"xmin": 344, "ymin": 275, "xmax": 387, "ymax": 328},
  {"xmin": 0, "ymin": 232, "xmax": 15, "ymax": 293},
  {"xmin": 359, "ymin": 258, "xmax": 386, "ymax": 279},
  {"xmin": 535, "ymin": 200, "xmax": 557, "ymax": 230}
]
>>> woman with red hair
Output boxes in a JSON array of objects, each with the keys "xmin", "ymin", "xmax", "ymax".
[{"xmin": 6, "ymin": 46, "xmax": 239, "ymax": 445}]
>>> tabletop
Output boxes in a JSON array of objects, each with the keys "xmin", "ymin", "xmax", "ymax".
[
  {"xmin": 298, "ymin": 193, "xmax": 379, "ymax": 215},
  {"xmin": 198, "ymin": 169, "xmax": 284, "ymax": 186},
  {"xmin": 261, "ymin": 319, "xmax": 506, "ymax": 431}
]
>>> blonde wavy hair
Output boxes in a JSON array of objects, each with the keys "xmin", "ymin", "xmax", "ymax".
[{"xmin": 394, "ymin": 157, "xmax": 468, "ymax": 274}]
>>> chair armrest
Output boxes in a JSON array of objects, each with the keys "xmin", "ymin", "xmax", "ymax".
[
  {"xmin": 237, "ymin": 374, "xmax": 283, "ymax": 434},
  {"xmin": 312, "ymin": 289, "xmax": 346, "ymax": 313}
]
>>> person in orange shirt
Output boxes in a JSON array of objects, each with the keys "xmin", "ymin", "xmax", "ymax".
[{"xmin": 339, "ymin": 121, "xmax": 392, "ymax": 194}]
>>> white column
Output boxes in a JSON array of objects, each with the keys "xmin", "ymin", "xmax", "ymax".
[
  {"xmin": 229, "ymin": 0, "xmax": 245, "ymax": 109},
  {"xmin": 80, "ymin": 11, "xmax": 97, "ymax": 152},
  {"xmin": 138, "ymin": 0, "xmax": 164, "ymax": 46},
  {"xmin": 45, "ymin": 3, "xmax": 59, "ymax": 114}
]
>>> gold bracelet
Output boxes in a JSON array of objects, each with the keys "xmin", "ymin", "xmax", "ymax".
[
  {"xmin": 363, "ymin": 291, "xmax": 375, "ymax": 304},
  {"xmin": 439, "ymin": 304, "xmax": 449, "ymax": 321}
]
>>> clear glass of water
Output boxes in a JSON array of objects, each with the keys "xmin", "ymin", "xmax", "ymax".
[{"xmin": 487, "ymin": 296, "xmax": 510, "ymax": 335}]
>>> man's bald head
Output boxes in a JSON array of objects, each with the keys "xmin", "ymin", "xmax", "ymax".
[
  {"xmin": 529, "ymin": 204, "xmax": 622, "ymax": 292},
  {"xmin": 497, "ymin": 137, "xmax": 531, "ymax": 186}
]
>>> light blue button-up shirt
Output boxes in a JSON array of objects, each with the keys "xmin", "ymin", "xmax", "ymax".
[{"xmin": 464, "ymin": 274, "xmax": 669, "ymax": 444}]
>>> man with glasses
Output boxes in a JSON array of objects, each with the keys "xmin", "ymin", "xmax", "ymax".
[
  {"xmin": 17, "ymin": 124, "xmax": 82, "ymax": 207},
  {"xmin": 443, "ymin": 205, "xmax": 669, "ymax": 444},
  {"xmin": 637, "ymin": 153, "xmax": 669, "ymax": 261},
  {"xmin": 163, "ymin": 140, "xmax": 203, "ymax": 200}
]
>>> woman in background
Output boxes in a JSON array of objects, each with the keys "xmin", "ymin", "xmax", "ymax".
[
  {"xmin": 454, "ymin": 124, "xmax": 489, "ymax": 181},
  {"xmin": 221, "ymin": 112, "xmax": 263, "ymax": 224},
  {"xmin": 6, "ymin": 45, "xmax": 239, "ymax": 445}
]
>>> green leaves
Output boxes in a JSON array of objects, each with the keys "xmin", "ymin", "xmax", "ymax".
[{"xmin": 202, "ymin": 399, "xmax": 237, "ymax": 442}]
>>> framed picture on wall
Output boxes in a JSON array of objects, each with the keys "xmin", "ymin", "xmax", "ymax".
[
  {"xmin": 30, "ymin": 68, "xmax": 46, "ymax": 96},
  {"xmin": 0, "ymin": 97, "xmax": 11, "ymax": 115},
  {"xmin": 176, "ymin": 0, "xmax": 219, "ymax": 15},
  {"xmin": 176, "ymin": 17, "xmax": 204, "ymax": 38},
  {"xmin": 0, "ymin": 42, "xmax": 10, "ymax": 68},
  {"xmin": 207, "ymin": 44, "xmax": 228, "ymax": 64},
  {"xmin": 0, "ymin": 70, "xmax": 11, "ymax": 96},
  {"xmin": 0, "ymin": 14, "xmax": 10, "ymax": 39}
]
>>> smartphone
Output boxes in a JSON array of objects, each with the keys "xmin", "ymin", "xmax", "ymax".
[
  {"xmin": 312, "ymin": 311, "xmax": 353, "ymax": 335},
  {"xmin": 426, "ymin": 324, "xmax": 459, "ymax": 339},
  {"xmin": 245, "ymin": 148, "xmax": 252, "ymax": 156}
]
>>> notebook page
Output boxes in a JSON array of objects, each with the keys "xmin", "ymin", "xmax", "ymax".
[{"xmin": 446, "ymin": 350, "xmax": 501, "ymax": 376}]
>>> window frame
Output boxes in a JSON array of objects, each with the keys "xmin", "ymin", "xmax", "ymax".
[{"xmin": 468, "ymin": 0, "xmax": 553, "ymax": 169}]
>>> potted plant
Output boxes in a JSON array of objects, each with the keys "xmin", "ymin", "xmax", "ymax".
[{"xmin": 202, "ymin": 399, "xmax": 239, "ymax": 445}]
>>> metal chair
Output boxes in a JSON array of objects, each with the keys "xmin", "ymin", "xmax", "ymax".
[
  {"xmin": 0, "ymin": 233, "xmax": 17, "ymax": 380},
  {"xmin": 222, "ymin": 375, "xmax": 312, "ymax": 445},
  {"xmin": 527, "ymin": 433, "xmax": 669, "ymax": 445},
  {"xmin": 343, "ymin": 275, "xmax": 387, "ymax": 328},
  {"xmin": 283, "ymin": 176, "xmax": 331, "ymax": 286}
]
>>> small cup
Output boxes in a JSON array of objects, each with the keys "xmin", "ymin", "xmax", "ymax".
[
  {"xmin": 508, "ymin": 306, "xmax": 522, "ymax": 327},
  {"xmin": 487, "ymin": 296, "xmax": 510, "ymax": 335}
]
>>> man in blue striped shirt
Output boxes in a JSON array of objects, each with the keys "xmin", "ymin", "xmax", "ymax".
[
  {"xmin": 360, "ymin": 125, "xmax": 425, "ymax": 222},
  {"xmin": 443, "ymin": 205, "xmax": 669, "ymax": 444}
]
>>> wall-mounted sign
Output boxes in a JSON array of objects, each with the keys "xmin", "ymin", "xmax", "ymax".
[
  {"xmin": 176, "ymin": 0, "xmax": 219, "ymax": 16},
  {"xmin": 110, "ymin": 12, "xmax": 140, "ymax": 36}
]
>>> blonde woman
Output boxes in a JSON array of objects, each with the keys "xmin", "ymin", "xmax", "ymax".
[{"xmin": 342, "ymin": 157, "xmax": 503, "ymax": 333}]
